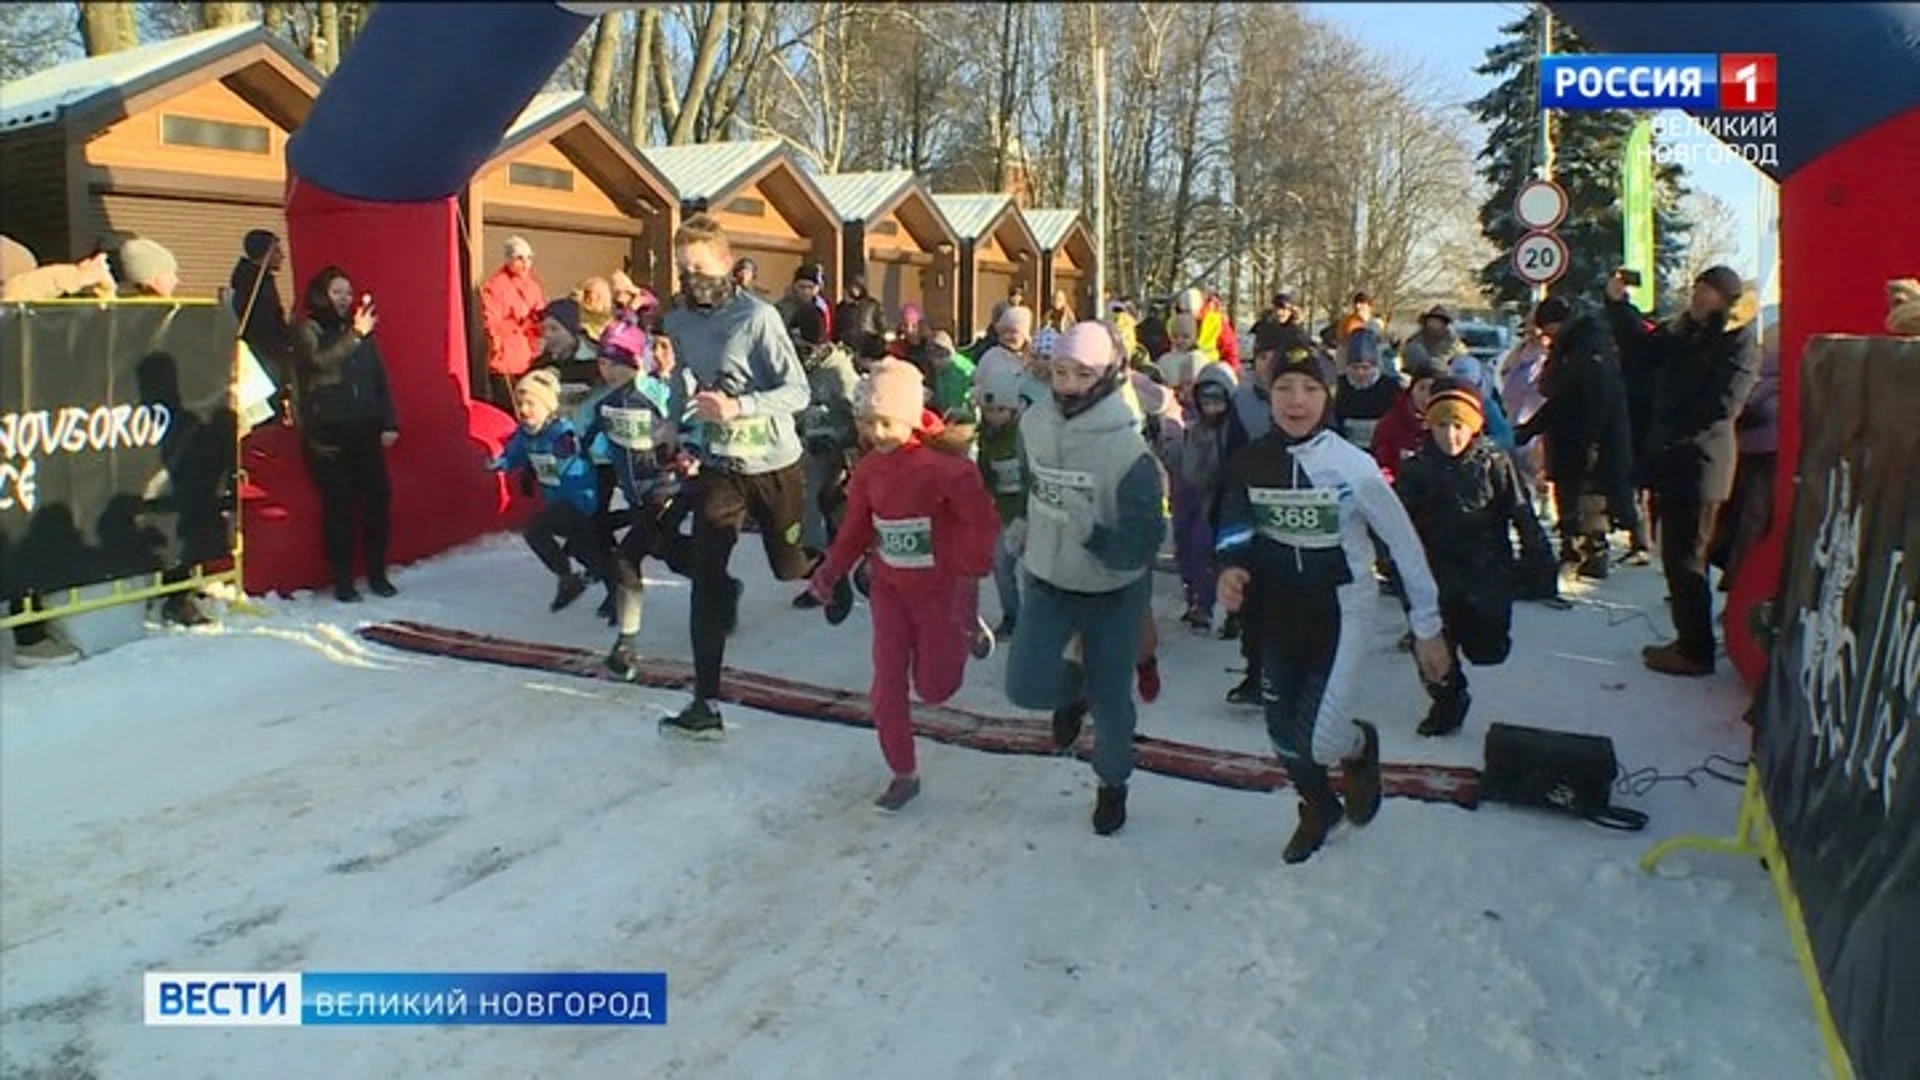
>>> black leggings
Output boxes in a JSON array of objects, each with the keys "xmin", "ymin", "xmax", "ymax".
[
  {"xmin": 689, "ymin": 464, "xmax": 811, "ymax": 700},
  {"xmin": 304, "ymin": 425, "xmax": 391, "ymax": 583}
]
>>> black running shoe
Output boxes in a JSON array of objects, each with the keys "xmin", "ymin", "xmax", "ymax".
[
  {"xmin": 660, "ymin": 699, "xmax": 725, "ymax": 740},
  {"xmin": 551, "ymin": 573, "xmax": 587, "ymax": 612},
  {"xmin": 1226, "ymin": 674, "xmax": 1261, "ymax": 706},
  {"xmin": 606, "ymin": 634, "xmax": 640, "ymax": 680}
]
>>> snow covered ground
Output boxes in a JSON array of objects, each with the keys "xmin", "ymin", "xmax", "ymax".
[{"xmin": 2, "ymin": 533, "xmax": 1822, "ymax": 1078}]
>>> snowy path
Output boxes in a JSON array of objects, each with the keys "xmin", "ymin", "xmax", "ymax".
[{"xmin": 1, "ymin": 535, "xmax": 1821, "ymax": 1078}]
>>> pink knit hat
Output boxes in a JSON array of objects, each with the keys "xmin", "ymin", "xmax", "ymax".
[
  {"xmin": 855, "ymin": 358, "xmax": 925, "ymax": 427},
  {"xmin": 1051, "ymin": 320, "xmax": 1119, "ymax": 372}
]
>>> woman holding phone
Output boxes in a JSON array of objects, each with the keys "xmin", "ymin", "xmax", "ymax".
[{"xmin": 292, "ymin": 266, "xmax": 399, "ymax": 602}]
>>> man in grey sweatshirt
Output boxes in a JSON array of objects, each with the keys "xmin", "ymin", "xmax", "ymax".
[{"xmin": 659, "ymin": 214, "xmax": 820, "ymax": 738}]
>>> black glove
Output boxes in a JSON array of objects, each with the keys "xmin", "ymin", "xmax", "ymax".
[{"xmin": 518, "ymin": 468, "xmax": 537, "ymax": 497}]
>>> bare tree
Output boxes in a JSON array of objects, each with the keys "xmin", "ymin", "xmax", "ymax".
[
  {"xmin": 1672, "ymin": 189, "xmax": 1741, "ymax": 295},
  {"xmin": 584, "ymin": 12, "xmax": 620, "ymax": 111},
  {"xmin": 1, "ymin": 4, "xmax": 81, "ymax": 79},
  {"xmin": 628, "ymin": 8, "xmax": 658, "ymax": 142},
  {"xmin": 200, "ymin": 2, "xmax": 252, "ymax": 28},
  {"xmin": 77, "ymin": 1, "xmax": 140, "ymax": 55},
  {"xmin": 310, "ymin": 1, "xmax": 339, "ymax": 74}
]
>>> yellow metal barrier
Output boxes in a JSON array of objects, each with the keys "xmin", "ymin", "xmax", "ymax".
[
  {"xmin": 1640, "ymin": 767, "xmax": 1855, "ymax": 1080},
  {"xmin": 2, "ymin": 296, "xmax": 271, "ymax": 632}
]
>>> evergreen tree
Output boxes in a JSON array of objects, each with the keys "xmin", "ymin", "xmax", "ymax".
[{"xmin": 1469, "ymin": 9, "xmax": 1692, "ymax": 313}]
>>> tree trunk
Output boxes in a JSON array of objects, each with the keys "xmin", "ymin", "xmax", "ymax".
[
  {"xmin": 311, "ymin": 2, "xmax": 340, "ymax": 74},
  {"xmin": 262, "ymin": 2, "xmax": 295, "ymax": 39},
  {"xmin": 650, "ymin": 12, "xmax": 682, "ymax": 139},
  {"xmin": 77, "ymin": 2, "xmax": 139, "ymax": 56},
  {"xmin": 585, "ymin": 13, "xmax": 619, "ymax": 111},
  {"xmin": 201, "ymin": 2, "xmax": 251, "ymax": 28},
  {"xmin": 628, "ymin": 8, "xmax": 656, "ymax": 143},
  {"xmin": 668, "ymin": 4, "xmax": 732, "ymax": 145}
]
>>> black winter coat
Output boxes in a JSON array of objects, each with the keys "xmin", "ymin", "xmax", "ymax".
[
  {"xmin": 833, "ymin": 293, "xmax": 887, "ymax": 359},
  {"xmin": 293, "ymin": 312, "xmax": 397, "ymax": 434},
  {"xmin": 1515, "ymin": 307, "xmax": 1635, "ymax": 502},
  {"xmin": 1394, "ymin": 436, "xmax": 1548, "ymax": 601},
  {"xmin": 1606, "ymin": 296, "xmax": 1760, "ymax": 501}
]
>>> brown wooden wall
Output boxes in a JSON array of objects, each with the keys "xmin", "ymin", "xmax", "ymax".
[{"xmin": 0, "ymin": 126, "xmax": 72, "ymax": 266}]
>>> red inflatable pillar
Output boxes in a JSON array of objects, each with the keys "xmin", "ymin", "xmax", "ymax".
[
  {"xmin": 241, "ymin": 184, "xmax": 530, "ymax": 595},
  {"xmin": 1724, "ymin": 105, "xmax": 1920, "ymax": 684}
]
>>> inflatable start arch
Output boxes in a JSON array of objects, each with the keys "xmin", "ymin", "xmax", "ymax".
[{"xmin": 246, "ymin": 3, "xmax": 1920, "ymax": 684}]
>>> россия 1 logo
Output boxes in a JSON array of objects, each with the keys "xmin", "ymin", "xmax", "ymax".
[{"xmin": 1539, "ymin": 53, "xmax": 1776, "ymax": 111}]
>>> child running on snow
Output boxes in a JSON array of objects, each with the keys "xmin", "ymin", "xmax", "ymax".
[
  {"xmin": 1392, "ymin": 378, "xmax": 1551, "ymax": 736},
  {"xmin": 1004, "ymin": 321, "xmax": 1169, "ymax": 837},
  {"xmin": 1169, "ymin": 363, "xmax": 1245, "ymax": 632},
  {"xmin": 586, "ymin": 321, "xmax": 702, "ymax": 677},
  {"xmin": 489, "ymin": 368, "xmax": 610, "ymax": 613},
  {"xmin": 1215, "ymin": 347, "xmax": 1452, "ymax": 864},
  {"xmin": 975, "ymin": 362, "xmax": 1027, "ymax": 638},
  {"xmin": 807, "ymin": 360, "xmax": 999, "ymax": 811}
]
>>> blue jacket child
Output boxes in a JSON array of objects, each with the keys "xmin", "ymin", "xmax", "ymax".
[
  {"xmin": 578, "ymin": 321, "xmax": 700, "ymax": 674},
  {"xmin": 489, "ymin": 366, "xmax": 608, "ymax": 611}
]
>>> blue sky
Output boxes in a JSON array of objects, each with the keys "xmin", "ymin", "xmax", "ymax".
[{"xmin": 1306, "ymin": 2, "xmax": 1768, "ymax": 271}]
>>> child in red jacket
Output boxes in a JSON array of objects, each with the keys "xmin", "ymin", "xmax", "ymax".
[{"xmin": 808, "ymin": 359, "xmax": 1000, "ymax": 811}]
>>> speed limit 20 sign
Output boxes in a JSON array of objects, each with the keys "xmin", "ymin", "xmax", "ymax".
[{"xmin": 1512, "ymin": 230, "xmax": 1569, "ymax": 286}]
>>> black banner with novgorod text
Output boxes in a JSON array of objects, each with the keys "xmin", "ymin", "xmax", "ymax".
[{"xmin": 0, "ymin": 301, "xmax": 238, "ymax": 598}]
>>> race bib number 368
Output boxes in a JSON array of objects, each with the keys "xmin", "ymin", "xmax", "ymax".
[{"xmin": 1249, "ymin": 486, "xmax": 1342, "ymax": 548}]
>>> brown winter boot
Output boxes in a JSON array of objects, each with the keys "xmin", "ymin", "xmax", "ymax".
[
  {"xmin": 1283, "ymin": 796, "xmax": 1345, "ymax": 864},
  {"xmin": 1341, "ymin": 721, "xmax": 1383, "ymax": 826}
]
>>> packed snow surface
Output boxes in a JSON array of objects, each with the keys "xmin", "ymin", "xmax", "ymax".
[{"xmin": 1, "ymin": 534, "xmax": 1820, "ymax": 1078}]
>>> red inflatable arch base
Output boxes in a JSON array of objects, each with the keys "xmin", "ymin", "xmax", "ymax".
[{"xmin": 240, "ymin": 182, "xmax": 537, "ymax": 596}]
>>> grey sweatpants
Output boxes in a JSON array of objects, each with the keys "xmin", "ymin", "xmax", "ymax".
[{"xmin": 1005, "ymin": 572, "xmax": 1153, "ymax": 787}]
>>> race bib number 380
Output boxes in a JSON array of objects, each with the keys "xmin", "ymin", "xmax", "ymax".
[
  {"xmin": 1248, "ymin": 486, "xmax": 1342, "ymax": 548},
  {"xmin": 873, "ymin": 515, "xmax": 935, "ymax": 569},
  {"xmin": 1028, "ymin": 464, "xmax": 1096, "ymax": 521},
  {"xmin": 706, "ymin": 416, "xmax": 775, "ymax": 461}
]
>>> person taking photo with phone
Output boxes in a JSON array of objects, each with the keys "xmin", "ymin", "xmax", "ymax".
[{"xmin": 293, "ymin": 267, "xmax": 399, "ymax": 603}]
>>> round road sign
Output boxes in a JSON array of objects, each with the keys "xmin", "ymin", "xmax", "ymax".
[
  {"xmin": 1512, "ymin": 230, "xmax": 1570, "ymax": 286},
  {"xmin": 1514, "ymin": 179, "xmax": 1569, "ymax": 231}
]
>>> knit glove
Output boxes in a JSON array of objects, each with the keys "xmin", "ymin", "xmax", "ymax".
[{"xmin": 1003, "ymin": 518, "xmax": 1029, "ymax": 558}]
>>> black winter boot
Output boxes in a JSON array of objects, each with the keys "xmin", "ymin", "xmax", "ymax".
[
  {"xmin": 1093, "ymin": 783, "xmax": 1128, "ymax": 836},
  {"xmin": 1283, "ymin": 796, "xmax": 1345, "ymax": 864},
  {"xmin": 1418, "ymin": 671, "xmax": 1471, "ymax": 737}
]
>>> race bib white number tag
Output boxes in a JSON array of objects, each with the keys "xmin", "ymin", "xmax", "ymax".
[
  {"xmin": 603, "ymin": 406, "xmax": 654, "ymax": 449},
  {"xmin": 989, "ymin": 457, "xmax": 1024, "ymax": 495},
  {"xmin": 528, "ymin": 451, "xmax": 563, "ymax": 486},
  {"xmin": 1344, "ymin": 418, "xmax": 1380, "ymax": 451},
  {"xmin": 873, "ymin": 515, "xmax": 935, "ymax": 569},
  {"xmin": 705, "ymin": 416, "xmax": 775, "ymax": 461},
  {"xmin": 1028, "ymin": 464, "xmax": 1096, "ymax": 523},
  {"xmin": 1249, "ymin": 486, "xmax": 1342, "ymax": 548}
]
